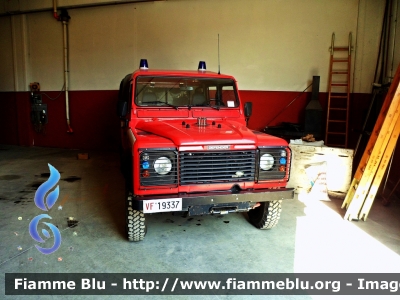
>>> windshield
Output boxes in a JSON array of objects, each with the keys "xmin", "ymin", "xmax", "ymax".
[{"xmin": 135, "ymin": 76, "xmax": 239, "ymax": 108}]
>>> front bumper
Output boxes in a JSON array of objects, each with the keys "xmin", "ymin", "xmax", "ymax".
[{"xmin": 132, "ymin": 188, "xmax": 294, "ymax": 216}]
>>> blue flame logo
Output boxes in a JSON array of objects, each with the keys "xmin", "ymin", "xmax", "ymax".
[
  {"xmin": 34, "ymin": 164, "xmax": 60, "ymax": 211},
  {"xmin": 29, "ymin": 164, "xmax": 62, "ymax": 255},
  {"xmin": 29, "ymin": 214, "xmax": 61, "ymax": 254}
]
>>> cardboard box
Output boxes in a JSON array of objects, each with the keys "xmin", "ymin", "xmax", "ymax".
[{"xmin": 287, "ymin": 144, "xmax": 353, "ymax": 198}]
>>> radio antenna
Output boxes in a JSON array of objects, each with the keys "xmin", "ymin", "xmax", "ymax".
[{"xmin": 218, "ymin": 34, "xmax": 220, "ymax": 74}]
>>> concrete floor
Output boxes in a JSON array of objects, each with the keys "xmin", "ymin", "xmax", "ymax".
[{"xmin": 0, "ymin": 145, "xmax": 399, "ymax": 300}]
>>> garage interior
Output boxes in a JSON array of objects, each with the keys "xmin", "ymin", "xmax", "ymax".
[{"xmin": 1, "ymin": 0, "xmax": 400, "ymax": 299}]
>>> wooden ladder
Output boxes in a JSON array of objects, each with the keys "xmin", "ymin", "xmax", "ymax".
[
  {"xmin": 325, "ymin": 32, "xmax": 352, "ymax": 148},
  {"xmin": 342, "ymin": 63, "xmax": 400, "ymax": 221}
]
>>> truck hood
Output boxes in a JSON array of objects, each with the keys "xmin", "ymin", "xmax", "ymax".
[
  {"xmin": 136, "ymin": 119, "xmax": 286, "ymax": 146},
  {"xmin": 136, "ymin": 120, "xmax": 256, "ymax": 146}
]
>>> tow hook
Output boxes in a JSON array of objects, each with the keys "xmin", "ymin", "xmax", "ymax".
[{"xmin": 209, "ymin": 206, "xmax": 238, "ymax": 214}]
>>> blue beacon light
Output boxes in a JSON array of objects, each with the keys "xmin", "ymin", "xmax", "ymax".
[
  {"xmin": 198, "ymin": 61, "xmax": 206, "ymax": 71},
  {"xmin": 139, "ymin": 59, "xmax": 149, "ymax": 69}
]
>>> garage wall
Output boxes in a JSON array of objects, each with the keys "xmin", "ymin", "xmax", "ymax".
[
  {"xmin": 2, "ymin": 0, "xmax": 400, "ymax": 193},
  {"xmin": 0, "ymin": 0, "xmax": 392, "ymax": 93},
  {"xmin": 1, "ymin": 0, "xmax": 397, "ymax": 148}
]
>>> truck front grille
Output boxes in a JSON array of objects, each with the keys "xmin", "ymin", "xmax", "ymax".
[{"xmin": 179, "ymin": 150, "xmax": 256, "ymax": 185}]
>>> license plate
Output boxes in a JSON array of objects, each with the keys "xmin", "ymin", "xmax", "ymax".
[{"xmin": 143, "ymin": 198, "xmax": 182, "ymax": 213}]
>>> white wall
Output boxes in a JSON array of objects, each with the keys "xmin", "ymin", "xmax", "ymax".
[{"xmin": 0, "ymin": 0, "xmax": 391, "ymax": 92}]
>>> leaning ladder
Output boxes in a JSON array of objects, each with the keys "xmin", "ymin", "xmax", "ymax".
[{"xmin": 325, "ymin": 32, "xmax": 352, "ymax": 148}]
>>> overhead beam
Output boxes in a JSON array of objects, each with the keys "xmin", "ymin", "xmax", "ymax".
[{"xmin": 0, "ymin": 0, "xmax": 164, "ymax": 17}]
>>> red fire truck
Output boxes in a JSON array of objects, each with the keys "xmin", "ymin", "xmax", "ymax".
[{"xmin": 117, "ymin": 60, "xmax": 294, "ymax": 241}]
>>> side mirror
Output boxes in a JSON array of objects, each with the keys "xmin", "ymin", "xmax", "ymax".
[
  {"xmin": 244, "ymin": 102, "xmax": 252, "ymax": 118},
  {"xmin": 118, "ymin": 101, "xmax": 128, "ymax": 118}
]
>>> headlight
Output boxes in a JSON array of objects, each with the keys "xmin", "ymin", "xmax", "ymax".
[
  {"xmin": 257, "ymin": 147, "xmax": 290, "ymax": 182},
  {"xmin": 139, "ymin": 150, "xmax": 177, "ymax": 186},
  {"xmin": 154, "ymin": 157, "xmax": 172, "ymax": 175},
  {"xmin": 260, "ymin": 153, "xmax": 274, "ymax": 171}
]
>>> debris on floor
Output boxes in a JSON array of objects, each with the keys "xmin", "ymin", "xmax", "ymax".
[
  {"xmin": 62, "ymin": 176, "xmax": 81, "ymax": 183},
  {"xmin": 67, "ymin": 217, "xmax": 78, "ymax": 228},
  {"xmin": 77, "ymin": 153, "xmax": 89, "ymax": 160}
]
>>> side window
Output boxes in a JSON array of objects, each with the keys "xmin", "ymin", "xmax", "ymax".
[
  {"xmin": 207, "ymin": 85, "xmax": 237, "ymax": 107},
  {"xmin": 128, "ymin": 81, "xmax": 132, "ymax": 104},
  {"xmin": 117, "ymin": 74, "xmax": 132, "ymax": 117},
  {"xmin": 208, "ymin": 86, "xmax": 217, "ymax": 102},
  {"xmin": 221, "ymin": 86, "xmax": 236, "ymax": 107},
  {"xmin": 124, "ymin": 78, "xmax": 132, "ymax": 109}
]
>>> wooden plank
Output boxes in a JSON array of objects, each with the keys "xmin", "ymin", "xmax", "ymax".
[
  {"xmin": 344, "ymin": 81, "xmax": 400, "ymax": 220},
  {"xmin": 342, "ymin": 63, "xmax": 400, "ymax": 210},
  {"xmin": 358, "ymin": 99, "xmax": 400, "ymax": 221},
  {"xmin": 354, "ymin": 64, "xmax": 400, "ymax": 180}
]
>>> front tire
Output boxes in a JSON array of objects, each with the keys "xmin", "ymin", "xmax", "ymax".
[
  {"xmin": 248, "ymin": 200, "xmax": 282, "ymax": 229},
  {"xmin": 126, "ymin": 192, "xmax": 146, "ymax": 241}
]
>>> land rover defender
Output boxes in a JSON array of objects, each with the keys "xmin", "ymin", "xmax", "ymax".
[{"xmin": 117, "ymin": 60, "xmax": 294, "ymax": 241}]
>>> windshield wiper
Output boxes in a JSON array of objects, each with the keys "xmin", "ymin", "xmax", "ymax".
[
  {"xmin": 164, "ymin": 103, "xmax": 179, "ymax": 110},
  {"xmin": 209, "ymin": 105, "xmax": 221, "ymax": 111},
  {"xmin": 144, "ymin": 101, "xmax": 179, "ymax": 110}
]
